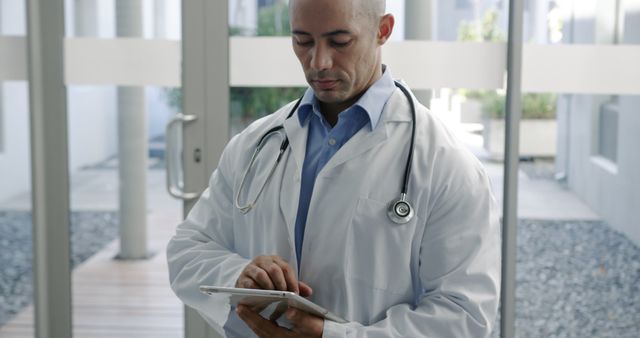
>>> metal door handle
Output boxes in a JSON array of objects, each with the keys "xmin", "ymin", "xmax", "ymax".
[{"xmin": 166, "ymin": 113, "xmax": 200, "ymax": 200}]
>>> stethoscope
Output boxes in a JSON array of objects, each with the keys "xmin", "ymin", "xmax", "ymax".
[{"xmin": 235, "ymin": 81, "xmax": 416, "ymax": 224}]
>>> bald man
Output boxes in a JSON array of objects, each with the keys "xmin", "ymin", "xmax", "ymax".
[{"xmin": 167, "ymin": 0, "xmax": 501, "ymax": 337}]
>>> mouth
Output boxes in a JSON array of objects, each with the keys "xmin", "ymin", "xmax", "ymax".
[{"xmin": 313, "ymin": 79, "xmax": 339, "ymax": 90}]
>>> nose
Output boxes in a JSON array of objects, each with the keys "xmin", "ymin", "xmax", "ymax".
[{"xmin": 310, "ymin": 43, "xmax": 332, "ymax": 71}]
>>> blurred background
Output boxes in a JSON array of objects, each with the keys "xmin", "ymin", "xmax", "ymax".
[{"xmin": 0, "ymin": 0, "xmax": 638, "ymax": 337}]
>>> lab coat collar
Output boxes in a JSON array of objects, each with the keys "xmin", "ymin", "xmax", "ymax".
[
  {"xmin": 283, "ymin": 112, "xmax": 308, "ymax": 177},
  {"xmin": 281, "ymin": 84, "xmax": 414, "ymax": 178},
  {"xmin": 381, "ymin": 80, "xmax": 414, "ymax": 123},
  {"xmin": 296, "ymin": 67, "xmax": 396, "ymax": 130},
  {"xmin": 319, "ymin": 86, "xmax": 414, "ymax": 175}
]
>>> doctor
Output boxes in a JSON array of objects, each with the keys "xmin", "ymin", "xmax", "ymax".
[{"xmin": 167, "ymin": 0, "xmax": 501, "ymax": 337}]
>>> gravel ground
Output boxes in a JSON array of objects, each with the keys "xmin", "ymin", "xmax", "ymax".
[
  {"xmin": 0, "ymin": 211, "xmax": 118, "ymax": 327},
  {"xmin": 491, "ymin": 220, "xmax": 640, "ymax": 338},
  {"xmin": 518, "ymin": 158, "xmax": 557, "ymax": 180},
  {"xmin": 1, "ymin": 213, "xmax": 638, "ymax": 336}
]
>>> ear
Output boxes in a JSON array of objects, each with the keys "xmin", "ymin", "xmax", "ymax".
[{"xmin": 377, "ymin": 14, "xmax": 395, "ymax": 45}]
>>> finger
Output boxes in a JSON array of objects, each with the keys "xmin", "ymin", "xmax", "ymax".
[
  {"xmin": 268, "ymin": 301, "xmax": 288, "ymax": 322},
  {"xmin": 236, "ymin": 276, "xmax": 259, "ymax": 289},
  {"xmin": 273, "ymin": 258, "xmax": 300, "ymax": 294},
  {"xmin": 298, "ymin": 281, "xmax": 313, "ymax": 297},
  {"xmin": 248, "ymin": 265, "xmax": 276, "ymax": 290},
  {"xmin": 263, "ymin": 262, "xmax": 288, "ymax": 291},
  {"xmin": 236, "ymin": 305, "xmax": 285, "ymax": 338},
  {"xmin": 286, "ymin": 308, "xmax": 324, "ymax": 336},
  {"xmin": 247, "ymin": 303, "xmax": 267, "ymax": 314}
]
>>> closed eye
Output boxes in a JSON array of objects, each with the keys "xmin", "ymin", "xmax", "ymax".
[
  {"xmin": 330, "ymin": 40, "xmax": 352, "ymax": 48},
  {"xmin": 295, "ymin": 40, "xmax": 314, "ymax": 47}
]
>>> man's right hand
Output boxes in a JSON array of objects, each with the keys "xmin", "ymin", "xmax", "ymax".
[{"xmin": 235, "ymin": 255, "xmax": 312, "ymax": 297}]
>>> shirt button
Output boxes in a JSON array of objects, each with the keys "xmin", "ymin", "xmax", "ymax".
[{"xmin": 328, "ymin": 138, "xmax": 337, "ymax": 146}]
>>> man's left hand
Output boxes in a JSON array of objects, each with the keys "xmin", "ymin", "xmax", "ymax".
[{"xmin": 236, "ymin": 304, "xmax": 324, "ymax": 337}]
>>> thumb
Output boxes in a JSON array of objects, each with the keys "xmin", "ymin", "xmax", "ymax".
[{"xmin": 298, "ymin": 281, "xmax": 313, "ymax": 297}]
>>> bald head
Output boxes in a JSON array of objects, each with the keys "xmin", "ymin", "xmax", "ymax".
[
  {"xmin": 290, "ymin": 0, "xmax": 386, "ymax": 27},
  {"xmin": 288, "ymin": 0, "xmax": 394, "ymax": 117},
  {"xmin": 366, "ymin": 0, "xmax": 386, "ymax": 23}
]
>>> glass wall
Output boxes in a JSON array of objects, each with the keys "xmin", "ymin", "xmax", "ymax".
[
  {"xmin": 515, "ymin": 0, "xmax": 640, "ymax": 336},
  {"xmin": 63, "ymin": 0, "xmax": 183, "ymax": 336},
  {"xmin": 0, "ymin": 0, "xmax": 34, "ymax": 336},
  {"xmin": 227, "ymin": 0, "xmax": 305, "ymax": 136}
]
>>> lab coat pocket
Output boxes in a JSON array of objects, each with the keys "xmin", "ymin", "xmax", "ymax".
[{"xmin": 346, "ymin": 197, "xmax": 418, "ymax": 293}]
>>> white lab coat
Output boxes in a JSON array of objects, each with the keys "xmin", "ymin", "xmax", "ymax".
[{"xmin": 167, "ymin": 85, "xmax": 501, "ymax": 338}]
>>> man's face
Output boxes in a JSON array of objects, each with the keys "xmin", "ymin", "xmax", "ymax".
[{"xmin": 289, "ymin": 0, "xmax": 387, "ymax": 110}]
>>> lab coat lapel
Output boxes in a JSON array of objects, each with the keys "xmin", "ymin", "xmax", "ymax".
[
  {"xmin": 318, "ymin": 88, "xmax": 411, "ymax": 175},
  {"xmin": 283, "ymin": 115, "xmax": 307, "ymax": 187},
  {"xmin": 319, "ymin": 124, "xmax": 388, "ymax": 175},
  {"xmin": 280, "ymin": 116, "xmax": 307, "ymax": 259}
]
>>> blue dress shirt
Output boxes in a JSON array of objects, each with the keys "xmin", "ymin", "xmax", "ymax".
[{"xmin": 293, "ymin": 68, "xmax": 397, "ymax": 267}]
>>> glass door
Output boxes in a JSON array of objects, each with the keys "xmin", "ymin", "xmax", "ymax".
[
  {"xmin": 0, "ymin": 0, "xmax": 35, "ymax": 336},
  {"xmin": 179, "ymin": 0, "xmax": 229, "ymax": 336},
  {"xmin": 62, "ymin": 0, "xmax": 186, "ymax": 337},
  {"xmin": 0, "ymin": 0, "xmax": 204, "ymax": 336}
]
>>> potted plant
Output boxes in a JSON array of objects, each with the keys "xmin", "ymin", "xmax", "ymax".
[{"xmin": 480, "ymin": 92, "xmax": 558, "ymax": 159}]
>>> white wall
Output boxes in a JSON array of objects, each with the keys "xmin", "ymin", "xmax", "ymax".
[
  {"xmin": 147, "ymin": 87, "xmax": 176, "ymax": 138},
  {"xmin": 0, "ymin": 82, "xmax": 30, "ymax": 203},
  {"xmin": 615, "ymin": 96, "xmax": 640, "ymax": 243},
  {"xmin": 559, "ymin": 3, "xmax": 640, "ymax": 244},
  {"xmin": 0, "ymin": 0, "xmax": 29, "ymax": 203},
  {"xmin": 564, "ymin": 93, "xmax": 640, "ymax": 245},
  {"xmin": 66, "ymin": 86, "xmax": 119, "ymax": 171},
  {"xmin": 0, "ymin": 0, "xmax": 25, "ymax": 35}
]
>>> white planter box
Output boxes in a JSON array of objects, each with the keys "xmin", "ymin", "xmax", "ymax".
[
  {"xmin": 483, "ymin": 119, "xmax": 557, "ymax": 159},
  {"xmin": 460, "ymin": 99, "xmax": 482, "ymax": 124}
]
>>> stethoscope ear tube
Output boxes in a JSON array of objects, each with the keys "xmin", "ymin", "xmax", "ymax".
[
  {"xmin": 235, "ymin": 127, "xmax": 287, "ymax": 214},
  {"xmin": 235, "ymin": 85, "xmax": 417, "ymax": 224},
  {"xmin": 234, "ymin": 99, "xmax": 302, "ymax": 214}
]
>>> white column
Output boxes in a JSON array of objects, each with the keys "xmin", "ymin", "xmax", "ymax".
[
  {"xmin": 116, "ymin": 0, "xmax": 148, "ymax": 259},
  {"xmin": 74, "ymin": 0, "xmax": 97, "ymax": 37},
  {"xmin": 404, "ymin": 0, "xmax": 434, "ymax": 108},
  {"xmin": 153, "ymin": 0, "xmax": 166, "ymax": 38}
]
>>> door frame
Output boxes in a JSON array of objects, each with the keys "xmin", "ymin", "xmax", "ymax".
[{"xmin": 181, "ymin": 0, "xmax": 229, "ymax": 337}]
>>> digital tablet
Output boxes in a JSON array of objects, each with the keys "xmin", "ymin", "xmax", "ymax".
[{"xmin": 199, "ymin": 285, "xmax": 348, "ymax": 323}]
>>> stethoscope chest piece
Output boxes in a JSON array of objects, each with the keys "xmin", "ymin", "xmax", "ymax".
[{"xmin": 387, "ymin": 194, "xmax": 414, "ymax": 224}]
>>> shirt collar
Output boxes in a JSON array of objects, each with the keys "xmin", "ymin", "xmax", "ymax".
[{"xmin": 297, "ymin": 66, "xmax": 396, "ymax": 130}]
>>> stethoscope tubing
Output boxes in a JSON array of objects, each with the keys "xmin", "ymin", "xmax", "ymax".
[
  {"xmin": 235, "ymin": 81, "xmax": 417, "ymax": 223},
  {"xmin": 393, "ymin": 82, "xmax": 416, "ymax": 198}
]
